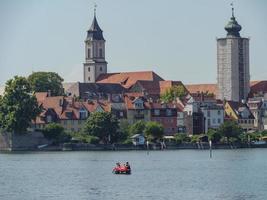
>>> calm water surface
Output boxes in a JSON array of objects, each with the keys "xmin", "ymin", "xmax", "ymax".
[{"xmin": 0, "ymin": 149, "xmax": 267, "ymax": 200}]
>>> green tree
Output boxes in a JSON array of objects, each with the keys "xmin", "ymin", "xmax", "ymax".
[
  {"xmin": 128, "ymin": 120, "xmax": 146, "ymax": 136},
  {"xmin": 28, "ymin": 72, "xmax": 64, "ymax": 96},
  {"xmin": 174, "ymin": 133, "xmax": 191, "ymax": 144},
  {"xmin": 217, "ymin": 121, "xmax": 243, "ymax": 143},
  {"xmin": 207, "ymin": 129, "xmax": 222, "ymax": 143},
  {"xmin": 43, "ymin": 123, "xmax": 70, "ymax": 144},
  {"xmin": 144, "ymin": 121, "xmax": 164, "ymax": 141},
  {"xmin": 160, "ymin": 85, "xmax": 187, "ymax": 103},
  {"xmin": 0, "ymin": 76, "xmax": 41, "ymax": 133},
  {"xmin": 117, "ymin": 119, "xmax": 131, "ymax": 143},
  {"xmin": 83, "ymin": 112, "xmax": 119, "ymax": 144},
  {"xmin": 191, "ymin": 135, "xmax": 201, "ymax": 143}
]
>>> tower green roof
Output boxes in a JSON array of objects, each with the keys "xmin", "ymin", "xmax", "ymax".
[{"xmin": 224, "ymin": 5, "xmax": 242, "ymax": 37}]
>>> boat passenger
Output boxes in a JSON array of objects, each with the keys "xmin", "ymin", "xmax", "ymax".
[{"xmin": 125, "ymin": 162, "xmax": 131, "ymax": 170}]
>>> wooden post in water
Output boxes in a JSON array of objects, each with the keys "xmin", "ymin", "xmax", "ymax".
[
  {"xmin": 209, "ymin": 140, "xmax": 212, "ymax": 158},
  {"xmin": 146, "ymin": 140, "xmax": 149, "ymax": 155}
]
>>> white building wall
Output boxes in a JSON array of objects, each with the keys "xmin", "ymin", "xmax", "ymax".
[{"xmin": 202, "ymin": 108, "xmax": 224, "ymax": 133}]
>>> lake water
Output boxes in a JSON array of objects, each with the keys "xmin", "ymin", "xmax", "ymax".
[{"xmin": 0, "ymin": 149, "xmax": 267, "ymax": 200}]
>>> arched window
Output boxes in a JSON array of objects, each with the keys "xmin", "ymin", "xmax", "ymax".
[
  {"xmin": 88, "ymin": 77, "xmax": 90, "ymax": 81},
  {"xmin": 88, "ymin": 48, "xmax": 91, "ymax": 58},
  {"xmin": 99, "ymin": 49, "xmax": 103, "ymax": 58}
]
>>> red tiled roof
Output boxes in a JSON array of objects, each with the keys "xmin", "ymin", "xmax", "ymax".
[
  {"xmin": 250, "ymin": 80, "xmax": 267, "ymax": 96},
  {"xmin": 34, "ymin": 94, "xmax": 112, "ymax": 124},
  {"xmin": 185, "ymin": 84, "xmax": 217, "ymax": 96},
  {"xmin": 185, "ymin": 80, "xmax": 267, "ymax": 98},
  {"xmin": 96, "ymin": 71, "xmax": 164, "ymax": 88},
  {"xmin": 35, "ymin": 92, "xmax": 48, "ymax": 102},
  {"xmin": 159, "ymin": 80, "xmax": 186, "ymax": 94}
]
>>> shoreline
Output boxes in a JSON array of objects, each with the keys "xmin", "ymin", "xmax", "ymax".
[{"xmin": 1, "ymin": 143, "xmax": 267, "ymax": 152}]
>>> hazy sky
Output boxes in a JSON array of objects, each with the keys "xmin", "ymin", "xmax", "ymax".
[{"xmin": 0, "ymin": 0, "xmax": 266, "ymax": 86}]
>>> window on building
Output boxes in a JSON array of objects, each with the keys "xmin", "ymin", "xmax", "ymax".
[
  {"xmin": 218, "ymin": 110, "xmax": 221, "ymax": 115},
  {"xmin": 66, "ymin": 112, "xmax": 72, "ymax": 119},
  {"xmin": 154, "ymin": 109, "xmax": 160, "ymax": 116},
  {"xmin": 218, "ymin": 118, "xmax": 221, "ymax": 124},
  {"xmin": 100, "ymin": 67, "xmax": 102, "ymax": 71},
  {"xmin": 99, "ymin": 49, "xmax": 103, "ymax": 57},
  {"xmin": 208, "ymin": 119, "xmax": 211, "ymax": 126},
  {"xmin": 88, "ymin": 77, "xmax": 90, "ymax": 81},
  {"xmin": 46, "ymin": 115, "xmax": 52, "ymax": 123},
  {"xmin": 88, "ymin": 48, "xmax": 91, "ymax": 58},
  {"xmin": 134, "ymin": 102, "xmax": 143, "ymax": 109},
  {"xmin": 88, "ymin": 67, "xmax": 90, "ymax": 72},
  {"xmin": 207, "ymin": 110, "xmax": 210, "ymax": 117},
  {"xmin": 212, "ymin": 118, "xmax": 216, "ymax": 124},
  {"xmin": 79, "ymin": 110, "xmax": 87, "ymax": 119},
  {"xmin": 166, "ymin": 109, "xmax": 172, "ymax": 116}
]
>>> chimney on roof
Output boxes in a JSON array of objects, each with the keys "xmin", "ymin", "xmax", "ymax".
[
  {"xmin": 87, "ymin": 99, "xmax": 94, "ymax": 105},
  {"xmin": 59, "ymin": 99, "xmax": 63, "ymax": 107},
  {"xmin": 107, "ymin": 94, "xmax": 111, "ymax": 102}
]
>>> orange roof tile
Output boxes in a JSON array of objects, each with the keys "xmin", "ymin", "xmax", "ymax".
[
  {"xmin": 185, "ymin": 84, "xmax": 218, "ymax": 96},
  {"xmin": 159, "ymin": 80, "xmax": 186, "ymax": 94},
  {"xmin": 35, "ymin": 92, "xmax": 48, "ymax": 102},
  {"xmin": 96, "ymin": 71, "xmax": 164, "ymax": 88},
  {"xmin": 250, "ymin": 80, "xmax": 267, "ymax": 96}
]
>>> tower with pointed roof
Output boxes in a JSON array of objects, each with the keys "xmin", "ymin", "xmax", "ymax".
[
  {"xmin": 217, "ymin": 5, "xmax": 250, "ymax": 102},
  {"xmin": 83, "ymin": 7, "xmax": 107, "ymax": 83}
]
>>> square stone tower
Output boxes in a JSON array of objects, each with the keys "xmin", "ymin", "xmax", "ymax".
[{"xmin": 217, "ymin": 6, "xmax": 250, "ymax": 102}]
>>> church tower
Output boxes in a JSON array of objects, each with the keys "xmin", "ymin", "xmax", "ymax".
[
  {"xmin": 83, "ymin": 8, "xmax": 107, "ymax": 83},
  {"xmin": 217, "ymin": 5, "xmax": 250, "ymax": 102}
]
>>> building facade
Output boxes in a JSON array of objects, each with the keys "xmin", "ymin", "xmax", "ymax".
[{"xmin": 217, "ymin": 7, "xmax": 250, "ymax": 102}]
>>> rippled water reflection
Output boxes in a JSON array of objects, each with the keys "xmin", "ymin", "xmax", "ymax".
[{"xmin": 0, "ymin": 149, "xmax": 267, "ymax": 200}]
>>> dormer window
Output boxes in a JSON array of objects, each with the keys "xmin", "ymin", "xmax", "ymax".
[
  {"xmin": 134, "ymin": 102, "xmax": 143, "ymax": 109},
  {"xmin": 66, "ymin": 112, "xmax": 73, "ymax": 119},
  {"xmin": 79, "ymin": 110, "xmax": 87, "ymax": 120}
]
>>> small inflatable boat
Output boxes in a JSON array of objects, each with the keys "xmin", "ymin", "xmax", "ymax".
[
  {"xmin": 112, "ymin": 168, "xmax": 131, "ymax": 175},
  {"xmin": 112, "ymin": 163, "xmax": 131, "ymax": 175}
]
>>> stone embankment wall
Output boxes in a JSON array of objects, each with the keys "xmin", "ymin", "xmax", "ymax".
[{"xmin": 0, "ymin": 132, "xmax": 49, "ymax": 151}]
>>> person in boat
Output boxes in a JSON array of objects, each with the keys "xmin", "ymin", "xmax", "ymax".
[
  {"xmin": 113, "ymin": 162, "xmax": 121, "ymax": 173},
  {"xmin": 125, "ymin": 162, "xmax": 131, "ymax": 174},
  {"xmin": 120, "ymin": 164, "xmax": 127, "ymax": 173}
]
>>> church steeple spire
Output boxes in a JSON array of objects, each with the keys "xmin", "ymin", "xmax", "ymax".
[
  {"xmin": 224, "ymin": 3, "xmax": 242, "ymax": 37},
  {"xmin": 86, "ymin": 4, "xmax": 105, "ymax": 41},
  {"xmin": 231, "ymin": 2, "xmax": 234, "ymax": 17},
  {"xmin": 83, "ymin": 5, "xmax": 107, "ymax": 83}
]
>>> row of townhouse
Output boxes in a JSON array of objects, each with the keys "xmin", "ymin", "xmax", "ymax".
[
  {"xmin": 33, "ymin": 80, "xmax": 266, "ymax": 136},
  {"xmin": 247, "ymin": 96, "xmax": 267, "ymax": 130},
  {"xmin": 33, "ymin": 92, "xmax": 182, "ymax": 136},
  {"xmin": 32, "ymin": 92, "xmax": 111, "ymax": 132}
]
